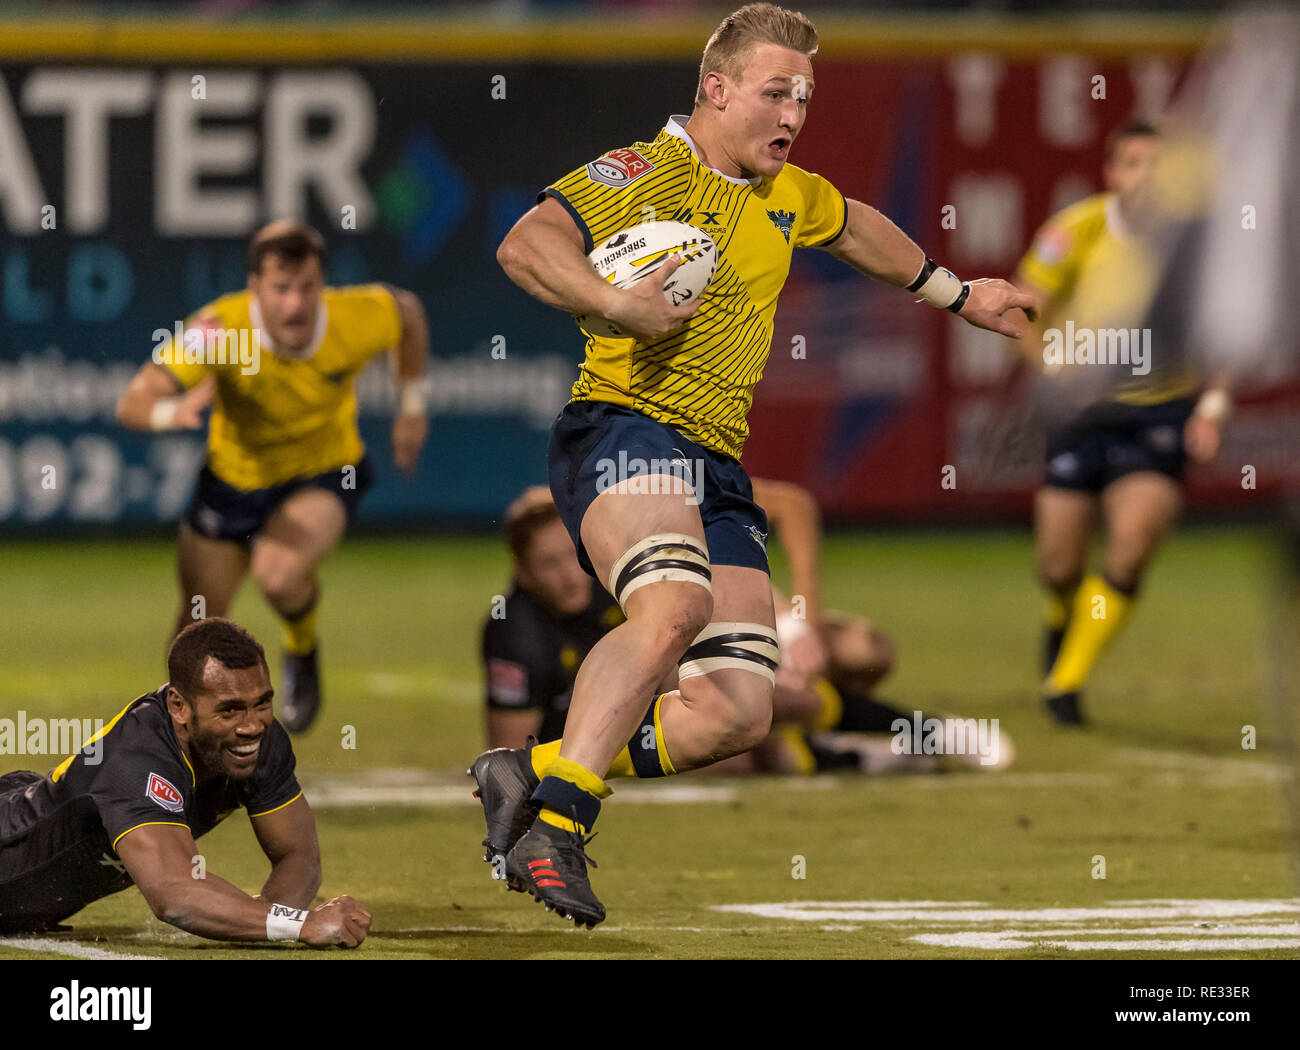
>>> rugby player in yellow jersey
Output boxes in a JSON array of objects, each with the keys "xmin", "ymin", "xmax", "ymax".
[
  {"xmin": 116, "ymin": 220, "xmax": 430, "ymax": 733},
  {"xmin": 1015, "ymin": 121, "xmax": 1230, "ymax": 725},
  {"xmin": 471, "ymin": 2, "xmax": 1035, "ymax": 926}
]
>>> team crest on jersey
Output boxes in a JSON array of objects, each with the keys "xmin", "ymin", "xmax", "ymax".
[
  {"xmin": 1036, "ymin": 225, "xmax": 1071, "ymax": 264},
  {"xmin": 766, "ymin": 209, "xmax": 796, "ymax": 242},
  {"xmin": 487, "ymin": 658, "xmax": 529, "ymax": 705},
  {"xmin": 146, "ymin": 772, "xmax": 184, "ymax": 813},
  {"xmin": 586, "ymin": 148, "xmax": 655, "ymax": 188}
]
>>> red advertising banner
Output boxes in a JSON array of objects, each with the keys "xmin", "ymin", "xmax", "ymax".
[{"xmin": 746, "ymin": 52, "xmax": 1300, "ymax": 518}]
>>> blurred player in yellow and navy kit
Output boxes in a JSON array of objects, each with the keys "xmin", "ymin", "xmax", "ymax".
[
  {"xmin": 116, "ymin": 221, "xmax": 430, "ymax": 733},
  {"xmin": 1015, "ymin": 122, "xmax": 1230, "ymax": 725},
  {"xmin": 472, "ymin": 2, "xmax": 1035, "ymax": 926}
]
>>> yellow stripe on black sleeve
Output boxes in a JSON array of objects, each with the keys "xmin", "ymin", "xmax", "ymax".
[
  {"xmin": 248, "ymin": 790, "xmax": 304, "ymax": 819},
  {"xmin": 112, "ymin": 821, "xmax": 190, "ymax": 852},
  {"xmin": 51, "ymin": 696, "xmax": 139, "ymax": 783}
]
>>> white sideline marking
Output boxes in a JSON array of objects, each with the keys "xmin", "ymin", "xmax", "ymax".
[
  {"xmin": 0, "ymin": 936, "xmax": 158, "ymax": 960},
  {"xmin": 712, "ymin": 899, "xmax": 1300, "ymax": 923},
  {"xmin": 301, "ymin": 770, "xmax": 737, "ymax": 809},
  {"xmin": 1113, "ymin": 747, "xmax": 1286, "ymax": 782},
  {"xmin": 713, "ymin": 899, "xmax": 1300, "ymax": 952},
  {"xmin": 912, "ymin": 932, "xmax": 1300, "ymax": 952}
]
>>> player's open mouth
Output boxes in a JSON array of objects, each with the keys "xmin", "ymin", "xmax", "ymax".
[
  {"xmin": 768, "ymin": 138, "xmax": 790, "ymax": 158},
  {"xmin": 228, "ymin": 740, "xmax": 260, "ymax": 762}
]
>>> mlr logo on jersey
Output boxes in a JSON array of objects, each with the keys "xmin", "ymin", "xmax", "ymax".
[
  {"xmin": 146, "ymin": 772, "xmax": 184, "ymax": 813},
  {"xmin": 586, "ymin": 148, "xmax": 655, "ymax": 188}
]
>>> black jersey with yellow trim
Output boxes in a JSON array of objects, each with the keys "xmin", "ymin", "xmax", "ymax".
[
  {"xmin": 482, "ymin": 586, "xmax": 623, "ymax": 744},
  {"xmin": 542, "ymin": 115, "xmax": 848, "ymax": 461},
  {"xmin": 0, "ymin": 688, "xmax": 299, "ymax": 928}
]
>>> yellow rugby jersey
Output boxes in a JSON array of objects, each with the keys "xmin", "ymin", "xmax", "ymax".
[
  {"xmin": 1017, "ymin": 192, "xmax": 1197, "ymax": 406},
  {"xmin": 158, "ymin": 285, "xmax": 401, "ymax": 489},
  {"xmin": 544, "ymin": 115, "xmax": 847, "ymax": 459}
]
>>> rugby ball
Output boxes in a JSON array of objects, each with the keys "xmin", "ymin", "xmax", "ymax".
[{"xmin": 573, "ymin": 221, "xmax": 717, "ymax": 338}]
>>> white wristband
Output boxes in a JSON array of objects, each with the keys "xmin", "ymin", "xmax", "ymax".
[
  {"xmin": 907, "ymin": 257, "xmax": 969, "ymax": 311},
  {"xmin": 266, "ymin": 903, "xmax": 307, "ymax": 941},
  {"xmin": 398, "ymin": 381, "xmax": 427, "ymax": 417},
  {"xmin": 1195, "ymin": 389, "xmax": 1231, "ymax": 423},
  {"xmin": 149, "ymin": 397, "xmax": 179, "ymax": 431}
]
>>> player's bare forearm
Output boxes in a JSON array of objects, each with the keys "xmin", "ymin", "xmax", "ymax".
[
  {"xmin": 118, "ymin": 826, "xmax": 295, "ymax": 941},
  {"xmin": 752, "ymin": 479, "xmax": 823, "ymax": 618},
  {"xmin": 116, "ymin": 362, "xmax": 214, "ymax": 432},
  {"xmin": 384, "ymin": 288, "xmax": 431, "ymax": 471},
  {"xmin": 827, "ymin": 199, "xmax": 1036, "ymax": 337},
  {"xmin": 390, "ymin": 288, "xmax": 430, "ymax": 383},
  {"xmin": 258, "ymin": 849, "xmax": 321, "ymax": 909},
  {"xmin": 160, "ymin": 871, "xmax": 292, "ymax": 941},
  {"xmin": 824, "ymin": 199, "xmax": 925, "ymax": 286},
  {"xmin": 251, "ymin": 795, "xmax": 322, "ymax": 908},
  {"xmin": 497, "ymin": 199, "xmax": 621, "ymax": 317}
]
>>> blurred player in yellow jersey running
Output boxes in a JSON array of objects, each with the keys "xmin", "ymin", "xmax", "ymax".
[
  {"xmin": 116, "ymin": 220, "xmax": 430, "ymax": 732},
  {"xmin": 1015, "ymin": 122, "xmax": 1231, "ymax": 725},
  {"xmin": 471, "ymin": 2, "xmax": 1035, "ymax": 927}
]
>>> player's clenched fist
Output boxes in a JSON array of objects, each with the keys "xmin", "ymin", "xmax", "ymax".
[
  {"xmin": 603, "ymin": 255, "xmax": 702, "ymax": 343},
  {"xmin": 300, "ymin": 894, "xmax": 372, "ymax": 948},
  {"xmin": 957, "ymin": 278, "xmax": 1039, "ymax": 339}
]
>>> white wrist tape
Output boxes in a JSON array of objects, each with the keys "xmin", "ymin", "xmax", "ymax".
[
  {"xmin": 1195, "ymin": 389, "xmax": 1231, "ymax": 423},
  {"xmin": 149, "ymin": 397, "xmax": 180, "ymax": 431},
  {"xmin": 398, "ymin": 381, "xmax": 427, "ymax": 417},
  {"xmin": 266, "ymin": 903, "xmax": 307, "ymax": 941},
  {"xmin": 908, "ymin": 258, "xmax": 967, "ymax": 310}
]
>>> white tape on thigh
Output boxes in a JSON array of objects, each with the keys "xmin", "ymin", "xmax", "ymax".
[
  {"xmin": 677, "ymin": 621, "xmax": 780, "ymax": 684},
  {"xmin": 606, "ymin": 533, "xmax": 711, "ymax": 610}
]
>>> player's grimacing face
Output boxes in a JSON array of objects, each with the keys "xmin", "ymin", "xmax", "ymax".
[
  {"xmin": 517, "ymin": 519, "xmax": 592, "ymax": 616},
  {"xmin": 722, "ymin": 43, "xmax": 813, "ymax": 179},
  {"xmin": 248, "ymin": 253, "xmax": 323, "ymax": 351},
  {"xmin": 172, "ymin": 658, "xmax": 274, "ymax": 781}
]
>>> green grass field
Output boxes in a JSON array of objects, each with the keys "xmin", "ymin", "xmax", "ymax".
[{"xmin": 2, "ymin": 528, "xmax": 1296, "ymax": 959}]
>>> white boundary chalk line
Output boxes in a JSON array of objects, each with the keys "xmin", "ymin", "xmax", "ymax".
[{"xmin": 0, "ymin": 936, "xmax": 159, "ymax": 960}]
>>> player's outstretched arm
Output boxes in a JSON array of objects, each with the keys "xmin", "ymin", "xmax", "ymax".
[
  {"xmin": 115, "ymin": 362, "xmax": 215, "ymax": 432},
  {"xmin": 250, "ymin": 794, "xmax": 322, "ymax": 908},
  {"xmin": 825, "ymin": 198, "xmax": 1037, "ymax": 338},
  {"xmin": 386, "ymin": 287, "xmax": 431, "ymax": 473},
  {"xmin": 497, "ymin": 197, "xmax": 698, "ymax": 342},
  {"xmin": 751, "ymin": 478, "xmax": 824, "ymax": 627},
  {"xmin": 116, "ymin": 822, "xmax": 370, "ymax": 946}
]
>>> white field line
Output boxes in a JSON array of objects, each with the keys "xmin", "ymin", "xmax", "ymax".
[
  {"xmin": 0, "ymin": 936, "xmax": 159, "ymax": 960},
  {"xmin": 301, "ymin": 771, "xmax": 739, "ymax": 808},
  {"xmin": 1112, "ymin": 746, "xmax": 1287, "ymax": 782},
  {"xmin": 912, "ymin": 932, "xmax": 1300, "ymax": 952},
  {"xmin": 712, "ymin": 899, "xmax": 1300, "ymax": 923},
  {"xmin": 300, "ymin": 750, "xmax": 1281, "ymax": 812}
]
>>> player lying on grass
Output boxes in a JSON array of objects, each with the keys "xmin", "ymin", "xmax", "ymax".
[
  {"xmin": 482, "ymin": 483, "xmax": 1003, "ymax": 774},
  {"xmin": 475, "ymin": 1, "xmax": 1034, "ymax": 928},
  {"xmin": 1013, "ymin": 121, "xmax": 1230, "ymax": 726},
  {"xmin": 116, "ymin": 220, "xmax": 430, "ymax": 733},
  {"xmin": 0, "ymin": 618, "xmax": 370, "ymax": 946}
]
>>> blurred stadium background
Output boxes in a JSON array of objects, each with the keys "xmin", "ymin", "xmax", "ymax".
[{"xmin": 1, "ymin": 0, "xmax": 1297, "ymax": 960}]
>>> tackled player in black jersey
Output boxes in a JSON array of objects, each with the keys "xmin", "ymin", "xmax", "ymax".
[{"xmin": 0, "ymin": 619, "xmax": 370, "ymax": 946}]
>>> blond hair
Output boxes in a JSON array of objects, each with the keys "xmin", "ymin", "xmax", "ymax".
[{"xmin": 695, "ymin": 3, "xmax": 819, "ymax": 105}]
